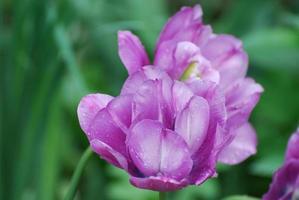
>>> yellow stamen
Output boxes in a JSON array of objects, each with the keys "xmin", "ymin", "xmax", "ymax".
[{"xmin": 180, "ymin": 62, "xmax": 200, "ymax": 81}]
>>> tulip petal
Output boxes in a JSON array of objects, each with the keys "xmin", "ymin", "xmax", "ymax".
[
  {"xmin": 118, "ymin": 31, "xmax": 150, "ymax": 75},
  {"xmin": 188, "ymin": 156, "xmax": 217, "ymax": 185},
  {"xmin": 218, "ymin": 123, "xmax": 257, "ymax": 165},
  {"xmin": 202, "ymin": 35, "xmax": 243, "ymax": 62},
  {"xmin": 225, "ymin": 78, "xmax": 263, "ymax": 129},
  {"xmin": 187, "ymin": 80, "xmax": 228, "ymax": 149},
  {"xmin": 121, "ymin": 66, "xmax": 171, "ymax": 95},
  {"xmin": 171, "ymin": 42, "xmax": 219, "ymax": 83},
  {"xmin": 187, "ymin": 82, "xmax": 227, "ymax": 184},
  {"xmin": 188, "ymin": 123, "xmax": 228, "ymax": 185},
  {"xmin": 175, "ymin": 96, "xmax": 210, "ymax": 154},
  {"xmin": 90, "ymin": 139, "xmax": 128, "ymax": 170},
  {"xmin": 187, "ymin": 80, "xmax": 227, "ymax": 128},
  {"xmin": 217, "ymin": 50, "xmax": 248, "ymax": 88},
  {"xmin": 77, "ymin": 93, "xmax": 113, "ymax": 134},
  {"xmin": 286, "ymin": 128, "xmax": 299, "ymax": 161},
  {"xmin": 154, "ymin": 41, "xmax": 176, "ymax": 74},
  {"xmin": 128, "ymin": 120, "xmax": 193, "ymax": 180},
  {"xmin": 172, "ymin": 81, "xmax": 194, "ymax": 113},
  {"xmin": 132, "ymin": 79, "xmax": 173, "ymax": 128},
  {"xmin": 130, "ymin": 176, "xmax": 188, "ymax": 191},
  {"xmin": 156, "ymin": 5, "xmax": 203, "ymax": 46},
  {"xmin": 88, "ymin": 109, "xmax": 127, "ymax": 156},
  {"xmin": 202, "ymin": 35, "xmax": 248, "ymax": 87},
  {"xmin": 183, "ymin": 54, "xmax": 220, "ymax": 84},
  {"xmin": 172, "ymin": 41, "xmax": 199, "ymax": 78},
  {"xmin": 159, "ymin": 129, "xmax": 193, "ymax": 180},
  {"xmin": 263, "ymin": 160, "xmax": 299, "ymax": 200},
  {"xmin": 107, "ymin": 95, "xmax": 133, "ymax": 132},
  {"xmin": 154, "ymin": 5, "xmax": 212, "ymax": 75},
  {"xmin": 154, "ymin": 25, "xmax": 211, "ymax": 77},
  {"xmin": 121, "ymin": 69, "xmax": 147, "ymax": 95}
]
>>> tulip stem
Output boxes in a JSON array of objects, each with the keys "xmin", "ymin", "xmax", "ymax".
[
  {"xmin": 159, "ymin": 192, "xmax": 167, "ymax": 200},
  {"xmin": 64, "ymin": 147, "xmax": 93, "ymax": 200}
]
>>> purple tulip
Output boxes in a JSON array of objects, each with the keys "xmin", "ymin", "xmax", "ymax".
[
  {"xmin": 78, "ymin": 66, "xmax": 229, "ymax": 191},
  {"xmin": 118, "ymin": 5, "xmax": 263, "ymax": 165},
  {"xmin": 77, "ymin": 4, "xmax": 263, "ymax": 191},
  {"xmin": 263, "ymin": 129, "xmax": 299, "ymax": 200}
]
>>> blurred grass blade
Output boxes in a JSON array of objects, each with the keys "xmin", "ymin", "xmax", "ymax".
[
  {"xmin": 54, "ymin": 24, "xmax": 88, "ymax": 96},
  {"xmin": 37, "ymin": 91, "xmax": 63, "ymax": 200},
  {"xmin": 13, "ymin": 61, "xmax": 61, "ymax": 200}
]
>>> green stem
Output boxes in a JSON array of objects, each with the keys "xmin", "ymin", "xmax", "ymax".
[
  {"xmin": 64, "ymin": 147, "xmax": 93, "ymax": 200},
  {"xmin": 159, "ymin": 192, "xmax": 167, "ymax": 200}
]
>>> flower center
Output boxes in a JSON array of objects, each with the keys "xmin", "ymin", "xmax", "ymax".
[{"xmin": 180, "ymin": 62, "xmax": 200, "ymax": 81}]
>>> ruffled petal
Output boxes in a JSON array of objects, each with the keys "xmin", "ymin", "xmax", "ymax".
[
  {"xmin": 107, "ymin": 95, "xmax": 133, "ymax": 132},
  {"xmin": 187, "ymin": 80, "xmax": 228, "ymax": 148},
  {"xmin": 172, "ymin": 81, "xmax": 194, "ymax": 113},
  {"xmin": 184, "ymin": 54, "xmax": 220, "ymax": 84},
  {"xmin": 88, "ymin": 109, "xmax": 127, "ymax": 156},
  {"xmin": 188, "ymin": 124, "xmax": 227, "ymax": 185},
  {"xmin": 121, "ymin": 66, "xmax": 171, "ymax": 95},
  {"xmin": 127, "ymin": 120, "xmax": 162, "ymax": 176},
  {"xmin": 154, "ymin": 41, "xmax": 177, "ymax": 75},
  {"xmin": 128, "ymin": 120, "xmax": 193, "ymax": 180},
  {"xmin": 77, "ymin": 93, "xmax": 113, "ymax": 134},
  {"xmin": 132, "ymin": 79, "xmax": 173, "ymax": 128},
  {"xmin": 187, "ymin": 82, "xmax": 227, "ymax": 184},
  {"xmin": 118, "ymin": 31, "xmax": 150, "ymax": 75},
  {"xmin": 121, "ymin": 69, "xmax": 147, "ymax": 95},
  {"xmin": 154, "ymin": 25, "xmax": 211, "ymax": 75},
  {"xmin": 130, "ymin": 176, "xmax": 188, "ymax": 191},
  {"xmin": 286, "ymin": 128, "xmax": 299, "ymax": 161},
  {"xmin": 155, "ymin": 40, "xmax": 220, "ymax": 83},
  {"xmin": 218, "ymin": 123, "xmax": 257, "ymax": 165},
  {"xmin": 202, "ymin": 35, "xmax": 248, "ymax": 87},
  {"xmin": 175, "ymin": 96, "xmax": 210, "ymax": 154},
  {"xmin": 217, "ymin": 50, "xmax": 248, "ymax": 88},
  {"xmin": 188, "ymin": 155, "xmax": 217, "ymax": 185},
  {"xmin": 225, "ymin": 78, "xmax": 264, "ymax": 129},
  {"xmin": 172, "ymin": 41, "xmax": 199, "ymax": 78},
  {"xmin": 156, "ymin": 5, "xmax": 203, "ymax": 46},
  {"xmin": 202, "ymin": 35, "xmax": 242, "ymax": 62},
  {"xmin": 90, "ymin": 139, "xmax": 128, "ymax": 170},
  {"xmin": 159, "ymin": 129, "xmax": 193, "ymax": 180},
  {"xmin": 154, "ymin": 5, "xmax": 212, "ymax": 73},
  {"xmin": 187, "ymin": 80, "xmax": 227, "ymax": 128},
  {"xmin": 263, "ymin": 160, "xmax": 299, "ymax": 200}
]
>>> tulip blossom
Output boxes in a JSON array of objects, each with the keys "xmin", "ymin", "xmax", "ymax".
[
  {"xmin": 78, "ymin": 66, "xmax": 228, "ymax": 191},
  {"xmin": 77, "ymin": 4, "xmax": 263, "ymax": 191},
  {"xmin": 118, "ymin": 5, "xmax": 263, "ymax": 165},
  {"xmin": 263, "ymin": 129, "xmax": 299, "ymax": 200}
]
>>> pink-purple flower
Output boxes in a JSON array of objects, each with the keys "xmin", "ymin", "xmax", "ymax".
[
  {"xmin": 77, "ymin": 4, "xmax": 263, "ymax": 191},
  {"xmin": 118, "ymin": 5, "xmax": 263, "ymax": 165},
  {"xmin": 263, "ymin": 129, "xmax": 299, "ymax": 200}
]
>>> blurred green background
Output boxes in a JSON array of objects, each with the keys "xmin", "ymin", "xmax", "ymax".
[{"xmin": 1, "ymin": 0, "xmax": 299, "ymax": 199}]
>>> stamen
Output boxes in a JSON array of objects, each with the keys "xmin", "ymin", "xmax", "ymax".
[{"xmin": 180, "ymin": 62, "xmax": 200, "ymax": 81}]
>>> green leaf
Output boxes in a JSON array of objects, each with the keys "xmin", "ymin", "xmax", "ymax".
[
  {"xmin": 223, "ymin": 195, "xmax": 260, "ymax": 200},
  {"xmin": 54, "ymin": 24, "xmax": 88, "ymax": 96},
  {"xmin": 243, "ymin": 28, "xmax": 299, "ymax": 71},
  {"xmin": 37, "ymin": 92, "xmax": 62, "ymax": 200}
]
